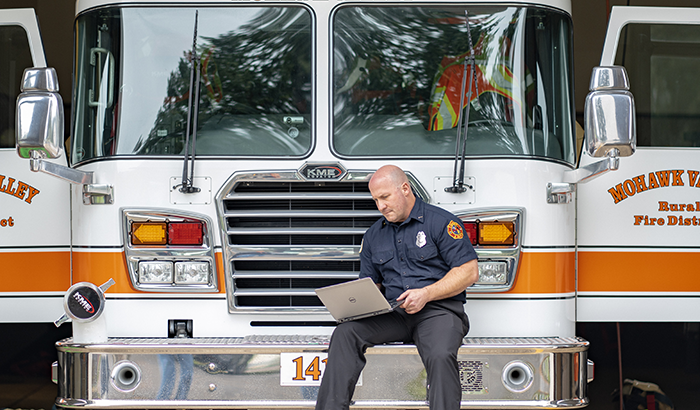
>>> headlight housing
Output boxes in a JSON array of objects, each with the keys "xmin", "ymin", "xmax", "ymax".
[
  {"xmin": 123, "ymin": 209, "xmax": 217, "ymax": 292},
  {"xmin": 457, "ymin": 209, "xmax": 523, "ymax": 292}
]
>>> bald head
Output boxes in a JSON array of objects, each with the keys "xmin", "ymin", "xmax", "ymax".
[
  {"xmin": 370, "ymin": 165, "xmax": 409, "ymax": 189},
  {"xmin": 369, "ymin": 165, "xmax": 415, "ymax": 223}
]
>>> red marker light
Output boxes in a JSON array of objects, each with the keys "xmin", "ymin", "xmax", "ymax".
[
  {"xmin": 463, "ymin": 222, "xmax": 478, "ymax": 246},
  {"xmin": 168, "ymin": 222, "xmax": 204, "ymax": 245}
]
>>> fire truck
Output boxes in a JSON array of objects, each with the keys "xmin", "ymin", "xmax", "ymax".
[{"xmin": 2, "ymin": 0, "xmax": 697, "ymax": 408}]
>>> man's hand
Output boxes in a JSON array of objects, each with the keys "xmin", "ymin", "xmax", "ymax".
[
  {"xmin": 397, "ymin": 260, "xmax": 478, "ymax": 314},
  {"xmin": 397, "ymin": 288, "xmax": 430, "ymax": 314}
]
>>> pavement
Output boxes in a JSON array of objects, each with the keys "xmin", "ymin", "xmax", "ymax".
[{"xmin": 1, "ymin": 378, "xmax": 57, "ymax": 410}]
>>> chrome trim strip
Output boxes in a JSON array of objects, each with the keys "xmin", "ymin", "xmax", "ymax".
[
  {"xmin": 56, "ymin": 336, "xmax": 588, "ymax": 352},
  {"xmin": 231, "ymin": 246, "xmax": 359, "ymax": 259},
  {"xmin": 224, "ymin": 192, "xmax": 374, "ymax": 200},
  {"xmin": 233, "ymin": 289, "xmax": 318, "ymax": 297},
  {"xmin": 56, "ymin": 399, "xmax": 588, "ymax": 409},
  {"xmin": 227, "ymin": 227, "xmax": 369, "ymax": 235},
  {"xmin": 225, "ymin": 209, "xmax": 381, "ymax": 218},
  {"xmin": 233, "ymin": 271, "xmax": 358, "ymax": 279}
]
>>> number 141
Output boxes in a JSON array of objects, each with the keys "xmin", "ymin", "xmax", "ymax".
[
  {"xmin": 280, "ymin": 353, "xmax": 361, "ymax": 386},
  {"xmin": 280, "ymin": 352, "xmax": 328, "ymax": 386},
  {"xmin": 292, "ymin": 355, "xmax": 327, "ymax": 381}
]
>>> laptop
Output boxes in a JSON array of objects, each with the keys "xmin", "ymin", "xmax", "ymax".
[{"xmin": 315, "ymin": 277, "xmax": 404, "ymax": 323}]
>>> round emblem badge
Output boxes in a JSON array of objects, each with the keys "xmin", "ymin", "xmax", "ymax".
[
  {"xmin": 65, "ymin": 283, "xmax": 103, "ymax": 321},
  {"xmin": 447, "ymin": 220, "xmax": 464, "ymax": 240}
]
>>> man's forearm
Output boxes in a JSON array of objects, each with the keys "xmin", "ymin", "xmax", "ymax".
[{"xmin": 424, "ymin": 259, "xmax": 479, "ymax": 302}]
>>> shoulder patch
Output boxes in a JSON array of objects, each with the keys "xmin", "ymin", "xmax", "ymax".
[{"xmin": 447, "ymin": 220, "xmax": 464, "ymax": 240}]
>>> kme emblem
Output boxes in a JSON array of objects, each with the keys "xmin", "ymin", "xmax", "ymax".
[
  {"xmin": 416, "ymin": 231, "xmax": 427, "ymax": 248},
  {"xmin": 299, "ymin": 163, "xmax": 347, "ymax": 180}
]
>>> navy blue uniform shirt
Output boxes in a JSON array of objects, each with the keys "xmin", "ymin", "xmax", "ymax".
[{"xmin": 360, "ymin": 197, "xmax": 477, "ymax": 303}]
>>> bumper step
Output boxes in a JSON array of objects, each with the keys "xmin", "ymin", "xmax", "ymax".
[{"xmin": 55, "ymin": 336, "xmax": 589, "ymax": 409}]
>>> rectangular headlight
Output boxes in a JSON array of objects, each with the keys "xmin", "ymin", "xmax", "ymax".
[
  {"xmin": 174, "ymin": 261, "xmax": 210, "ymax": 284},
  {"xmin": 139, "ymin": 261, "xmax": 173, "ymax": 283},
  {"xmin": 476, "ymin": 262, "xmax": 508, "ymax": 285}
]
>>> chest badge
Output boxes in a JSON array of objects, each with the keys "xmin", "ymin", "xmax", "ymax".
[{"xmin": 416, "ymin": 231, "xmax": 427, "ymax": 248}]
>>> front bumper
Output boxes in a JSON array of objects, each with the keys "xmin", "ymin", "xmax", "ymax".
[{"xmin": 54, "ymin": 336, "xmax": 590, "ymax": 409}]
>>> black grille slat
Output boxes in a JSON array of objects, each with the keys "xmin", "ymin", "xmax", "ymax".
[
  {"xmin": 230, "ymin": 234, "xmax": 364, "ymax": 246},
  {"xmin": 234, "ymin": 260, "xmax": 360, "ymax": 271},
  {"xmin": 227, "ymin": 199, "xmax": 376, "ymax": 211},
  {"xmin": 237, "ymin": 296, "xmax": 325, "ymax": 307},
  {"xmin": 224, "ymin": 178, "xmax": 376, "ymax": 309},
  {"xmin": 228, "ymin": 217, "xmax": 377, "ymax": 229},
  {"xmin": 234, "ymin": 181, "xmax": 370, "ymax": 193},
  {"xmin": 235, "ymin": 278, "xmax": 347, "ymax": 289}
]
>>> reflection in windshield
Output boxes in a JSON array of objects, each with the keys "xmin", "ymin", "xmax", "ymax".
[
  {"xmin": 72, "ymin": 6, "xmax": 312, "ymax": 164},
  {"xmin": 332, "ymin": 6, "xmax": 575, "ymax": 163}
]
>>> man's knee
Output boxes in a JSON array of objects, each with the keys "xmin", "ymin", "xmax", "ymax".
[
  {"xmin": 330, "ymin": 321, "xmax": 362, "ymax": 344},
  {"xmin": 423, "ymin": 346, "xmax": 458, "ymax": 367}
]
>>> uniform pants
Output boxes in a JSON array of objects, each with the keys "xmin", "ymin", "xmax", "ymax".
[{"xmin": 315, "ymin": 299, "xmax": 470, "ymax": 410}]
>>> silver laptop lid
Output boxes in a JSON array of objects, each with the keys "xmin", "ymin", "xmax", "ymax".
[{"xmin": 315, "ymin": 277, "xmax": 393, "ymax": 322}]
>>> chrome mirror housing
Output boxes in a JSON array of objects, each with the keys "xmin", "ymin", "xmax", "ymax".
[
  {"xmin": 16, "ymin": 67, "xmax": 64, "ymax": 159},
  {"xmin": 584, "ymin": 66, "xmax": 636, "ymax": 158}
]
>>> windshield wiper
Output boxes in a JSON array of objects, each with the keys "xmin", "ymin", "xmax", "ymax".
[
  {"xmin": 175, "ymin": 10, "xmax": 202, "ymax": 194},
  {"xmin": 446, "ymin": 10, "xmax": 478, "ymax": 194}
]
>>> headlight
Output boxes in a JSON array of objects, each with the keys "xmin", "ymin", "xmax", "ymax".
[
  {"xmin": 138, "ymin": 261, "xmax": 173, "ymax": 283},
  {"xmin": 175, "ymin": 261, "xmax": 210, "ymax": 284},
  {"xmin": 476, "ymin": 262, "xmax": 508, "ymax": 285}
]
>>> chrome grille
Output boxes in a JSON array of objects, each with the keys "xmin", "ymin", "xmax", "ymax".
[{"xmin": 220, "ymin": 172, "xmax": 379, "ymax": 310}]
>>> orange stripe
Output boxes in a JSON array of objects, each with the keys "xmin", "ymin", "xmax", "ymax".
[
  {"xmin": 73, "ymin": 251, "xmax": 226, "ymax": 294},
  {"xmin": 579, "ymin": 251, "xmax": 700, "ymax": 292},
  {"xmin": 215, "ymin": 252, "xmax": 225, "ymax": 292},
  {"xmin": 0, "ymin": 251, "xmax": 71, "ymax": 292},
  {"xmin": 505, "ymin": 251, "xmax": 575, "ymax": 294},
  {"xmin": 72, "ymin": 251, "xmax": 133, "ymax": 293}
]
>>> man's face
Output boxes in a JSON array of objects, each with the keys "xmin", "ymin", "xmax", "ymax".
[{"xmin": 370, "ymin": 179, "xmax": 411, "ymax": 223}]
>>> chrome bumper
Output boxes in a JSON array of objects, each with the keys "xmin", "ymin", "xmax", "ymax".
[{"xmin": 54, "ymin": 336, "xmax": 590, "ymax": 409}]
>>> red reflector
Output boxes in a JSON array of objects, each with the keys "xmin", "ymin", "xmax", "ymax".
[
  {"xmin": 168, "ymin": 222, "xmax": 203, "ymax": 245},
  {"xmin": 464, "ymin": 222, "xmax": 478, "ymax": 246}
]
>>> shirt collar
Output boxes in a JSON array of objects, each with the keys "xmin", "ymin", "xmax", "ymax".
[
  {"xmin": 381, "ymin": 196, "xmax": 425, "ymax": 227},
  {"xmin": 406, "ymin": 196, "xmax": 426, "ymax": 225}
]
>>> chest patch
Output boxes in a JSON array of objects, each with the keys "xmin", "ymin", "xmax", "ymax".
[
  {"xmin": 447, "ymin": 220, "xmax": 464, "ymax": 239},
  {"xmin": 416, "ymin": 231, "xmax": 427, "ymax": 248}
]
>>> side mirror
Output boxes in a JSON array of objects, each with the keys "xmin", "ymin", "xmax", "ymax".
[
  {"xmin": 14, "ymin": 67, "xmax": 98, "ymax": 191},
  {"xmin": 560, "ymin": 66, "xmax": 636, "ymax": 187},
  {"xmin": 584, "ymin": 66, "xmax": 636, "ymax": 158},
  {"xmin": 16, "ymin": 67, "xmax": 64, "ymax": 159}
]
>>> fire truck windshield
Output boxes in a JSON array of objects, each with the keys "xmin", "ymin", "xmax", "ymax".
[
  {"xmin": 332, "ymin": 5, "xmax": 576, "ymax": 164},
  {"xmin": 71, "ymin": 6, "xmax": 312, "ymax": 164}
]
